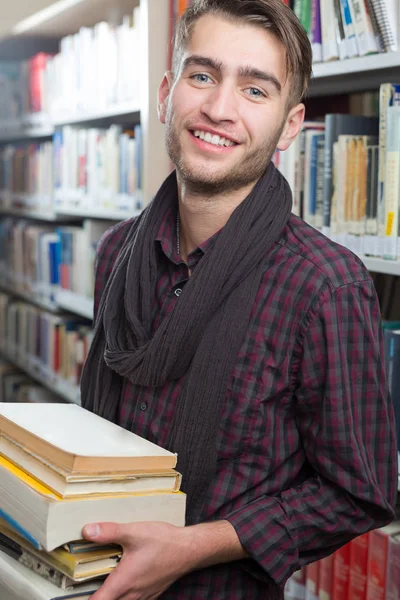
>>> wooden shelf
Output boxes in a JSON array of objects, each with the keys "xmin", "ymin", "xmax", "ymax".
[
  {"xmin": 56, "ymin": 289, "xmax": 94, "ymax": 320},
  {"xmin": 310, "ymin": 51, "xmax": 400, "ymax": 96}
]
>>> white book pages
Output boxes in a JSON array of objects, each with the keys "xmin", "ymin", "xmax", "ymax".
[{"xmin": 0, "ymin": 403, "xmax": 176, "ymax": 462}]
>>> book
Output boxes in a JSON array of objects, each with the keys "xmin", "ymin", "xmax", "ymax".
[
  {"xmin": 0, "ymin": 454, "xmax": 186, "ymax": 551},
  {"xmin": 0, "ymin": 518, "xmax": 120, "ymax": 586},
  {"xmin": 319, "ymin": 554, "xmax": 334, "ymax": 600},
  {"xmin": 383, "ymin": 106, "xmax": 400, "ymax": 259},
  {"xmin": 0, "ymin": 433, "xmax": 181, "ymax": 497},
  {"xmin": 348, "ymin": 533, "xmax": 369, "ymax": 600},
  {"xmin": 322, "ymin": 114, "xmax": 379, "ymax": 237},
  {"xmin": 305, "ymin": 560, "xmax": 320, "ymax": 600},
  {"xmin": 0, "ymin": 548, "xmax": 101, "ymax": 600},
  {"xmin": 321, "ymin": 0, "xmax": 340, "ymax": 61},
  {"xmin": 366, "ymin": 523, "xmax": 400, "ymax": 600},
  {"xmin": 0, "ymin": 402, "xmax": 177, "ymax": 473},
  {"xmin": 332, "ymin": 543, "xmax": 350, "ymax": 600}
]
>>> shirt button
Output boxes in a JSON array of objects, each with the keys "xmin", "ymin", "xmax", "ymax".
[
  {"xmin": 140, "ymin": 402, "xmax": 147, "ymax": 411},
  {"xmin": 174, "ymin": 288, "xmax": 183, "ymax": 297}
]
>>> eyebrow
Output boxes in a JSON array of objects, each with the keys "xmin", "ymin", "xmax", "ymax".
[{"xmin": 181, "ymin": 54, "xmax": 282, "ymax": 94}]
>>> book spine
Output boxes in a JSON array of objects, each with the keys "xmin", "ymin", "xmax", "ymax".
[
  {"xmin": 321, "ymin": 0, "xmax": 340, "ymax": 60},
  {"xmin": 305, "ymin": 561, "xmax": 320, "ymax": 600},
  {"xmin": 383, "ymin": 107, "xmax": 400, "ymax": 259},
  {"xmin": 333, "ymin": 0, "xmax": 349, "ymax": 59},
  {"xmin": 348, "ymin": 534, "xmax": 369, "ymax": 600},
  {"xmin": 340, "ymin": 0, "xmax": 360, "ymax": 56},
  {"xmin": 310, "ymin": 0, "xmax": 323, "ymax": 62},
  {"xmin": 348, "ymin": 0, "xmax": 379, "ymax": 54},
  {"xmin": 366, "ymin": 528, "xmax": 390, "ymax": 600},
  {"xmin": 386, "ymin": 534, "xmax": 400, "ymax": 600},
  {"xmin": 332, "ymin": 543, "xmax": 350, "ymax": 600},
  {"xmin": 319, "ymin": 554, "xmax": 334, "ymax": 600}
]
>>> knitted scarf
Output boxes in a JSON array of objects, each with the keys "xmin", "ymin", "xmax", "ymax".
[{"xmin": 80, "ymin": 162, "xmax": 292, "ymax": 523}]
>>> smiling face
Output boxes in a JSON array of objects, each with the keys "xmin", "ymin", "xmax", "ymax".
[{"xmin": 158, "ymin": 14, "xmax": 305, "ymax": 196}]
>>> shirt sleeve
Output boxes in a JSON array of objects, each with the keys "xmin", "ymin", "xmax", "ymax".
[{"xmin": 225, "ymin": 279, "xmax": 397, "ymax": 586}]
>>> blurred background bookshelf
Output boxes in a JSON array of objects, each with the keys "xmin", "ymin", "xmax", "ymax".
[
  {"xmin": 0, "ymin": 0, "xmax": 398, "ymax": 598},
  {"xmin": 0, "ymin": 0, "xmax": 398, "ymax": 432}
]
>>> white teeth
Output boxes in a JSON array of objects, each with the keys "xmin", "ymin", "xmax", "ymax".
[{"xmin": 193, "ymin": 130, "xmax": 235, "ymax": 147}]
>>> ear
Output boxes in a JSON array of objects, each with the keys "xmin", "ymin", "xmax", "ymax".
[
  {"xmin": 276, "ymin": 103, "xmax": 305, "ymax": 152},
  {"xmin": 158, "ymin": 72, "xmax": 174, "ymax": 124}
]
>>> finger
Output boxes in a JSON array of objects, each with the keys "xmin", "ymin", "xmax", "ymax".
[
  {"xmin": 87, "ymin": 564, "xmax": 133, "ymax": 600},
  {"xmin": 82, "ymin": 521, "xmax": 134, "ymax": 546}
]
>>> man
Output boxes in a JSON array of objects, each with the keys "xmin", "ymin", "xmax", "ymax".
[{"xmin": 80, "ymin": 1, "xmax": 397, "ymax": 598}]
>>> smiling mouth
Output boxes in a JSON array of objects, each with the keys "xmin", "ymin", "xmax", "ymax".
[{"xmin": 190, "ymin": 129, "xmax": 238, "ymax": 148}]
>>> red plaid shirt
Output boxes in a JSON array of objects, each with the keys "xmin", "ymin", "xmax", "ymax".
[{"xmin": 92, "ymin": 208, "xmax": 397, "ymax": 599}]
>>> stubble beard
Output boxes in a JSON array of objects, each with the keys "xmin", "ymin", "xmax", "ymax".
[{"xmin": 165, "ymin": 116, "xmax": 285, "ymax": 197}]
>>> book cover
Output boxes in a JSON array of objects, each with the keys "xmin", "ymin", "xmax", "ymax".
[{"xmin": 0, "ymin": 402, "xmax": 177, "ymax": 473}]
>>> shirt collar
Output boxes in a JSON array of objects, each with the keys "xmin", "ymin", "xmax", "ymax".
[{"xmin": 155, "ymin": 206, "xmax": 220, "ymax": 266}]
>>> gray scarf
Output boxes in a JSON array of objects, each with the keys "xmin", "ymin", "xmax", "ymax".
[{"xmin": 80, "ymin": 162, "xmax": 292, "ymax": 523}]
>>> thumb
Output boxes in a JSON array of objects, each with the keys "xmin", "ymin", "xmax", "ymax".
[{"xmin": 82, "ymin": 521, "xmax": 130, "ymax": 545}]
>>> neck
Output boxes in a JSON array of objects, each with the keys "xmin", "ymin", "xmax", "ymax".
[{"xmin": 177, "ymin": 179, "xmax": 256, "ymax": 260}]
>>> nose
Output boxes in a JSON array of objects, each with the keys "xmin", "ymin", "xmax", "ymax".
[{"xmin": 200, "ymin": 82, "xmax": 239, "ymax": 123}]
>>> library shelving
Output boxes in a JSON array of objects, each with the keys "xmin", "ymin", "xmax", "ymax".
[
  {"xmin": 0, "ymin": 0, "xmax": 400, "ymax": 406},
  {"xmin": 0, "ymin": 282, "xmax": 58, "ymax": 314},
  {"xmin": 56, "ymin": 289, "xmax": 94, "ymax": 321},
  {"xmin": 310, "ymin": 51, "xmax": 400, "ymax": 96},
  {"xmin": 0, "ymin": 344, "xmax": 80, "ymax": 405}
]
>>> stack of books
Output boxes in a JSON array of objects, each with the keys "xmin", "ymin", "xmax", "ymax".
[{"xmin": 0, "ymin": 402, "xmax": 186, "ymax": 600}]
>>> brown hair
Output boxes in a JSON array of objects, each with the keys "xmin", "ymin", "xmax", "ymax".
[{"xmin": 172, "ymin": 0, "xmax": 312, "ymax": 108}]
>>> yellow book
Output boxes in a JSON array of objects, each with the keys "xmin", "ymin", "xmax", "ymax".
[
  {"xmin": 0, "ymin": 454, "xmax": 186, "ymax": 552},
  {"xmin": 0, "ymin": 517, "xmax": 121, "ymax": 584}
]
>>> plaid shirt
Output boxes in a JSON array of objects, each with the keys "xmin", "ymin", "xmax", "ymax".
[{"xmin": 93, "ymin": 208, "xmax": 397, "ymax": 600}]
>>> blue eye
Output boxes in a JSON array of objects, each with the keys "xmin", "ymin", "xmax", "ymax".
[
  {"xmin": 247, "ymin": 88, "xmax": 264, "ymax": 98},
  {"xmin": 193, "ymin": 74, "xmax": 212, "ymax": 83}
]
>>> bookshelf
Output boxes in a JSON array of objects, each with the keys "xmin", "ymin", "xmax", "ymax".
[
  {"xmin": 0, "ymin": 0, "xmax": 399, "ymax": 405},
  {"xmin": 56, "ymin": 289, "xmax": 94, "ymax": 320},
  {"xmin": 0, "ymin": 347, "xmax": 81, "ymax": 405},
  {"xmin": 310, "ymin": 51, "xmax": 400, "ymax": 96}
]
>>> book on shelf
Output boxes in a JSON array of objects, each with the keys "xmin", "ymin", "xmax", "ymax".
[
  {"xmin": 284, "ymin": 522, "xmax": 400, "ymax": 600},
  {"xmin": 0, "ymin": 403, "xmax": 186, "ymax": 552},
  {"xmin": 57, "ymin": 220, "xmax": 114, "ymax": 300},
  {"xmin": 366, "ymin": 523, "xmax": 400, "ymax": 600},
  {"xmin": 305, "ymin": 559, "xmax": 320, "ymax": 600},
  {"xmin": 383, "ymin": 328, "xmax": 400, "ymax": 454},
  {"xmin": 377, "ymin": 83, "xmax": 400, "ymax": 258},
  {"xmin": 348, "ymin": 532, "xmax": 369, "ymax": 600},
  {"xmin": 0, "ymin": 142, "xmax": 54, "ymax": 206},
  {"xmin": 0, "ymin": 7, "xmax": 142, "ymax": 129},
  {"xmin": 332, "ymin": 543, "xmax": 351, "ymax": 600},
  {"xmin": 54, "ymin": 124, "xmax": 142, "ymax": 214},
  {"xmin": 0, "ymin": 291, "xmax": 92, "ymax": 393},
  {"xmin": 276, "ymin": 84, "xmax": 400, "ymax": 263}
]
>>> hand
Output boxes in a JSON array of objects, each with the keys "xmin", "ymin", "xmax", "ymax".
[{"xmin": 82, "ymin": 521, "xmax": 193, "ymax": 600}]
